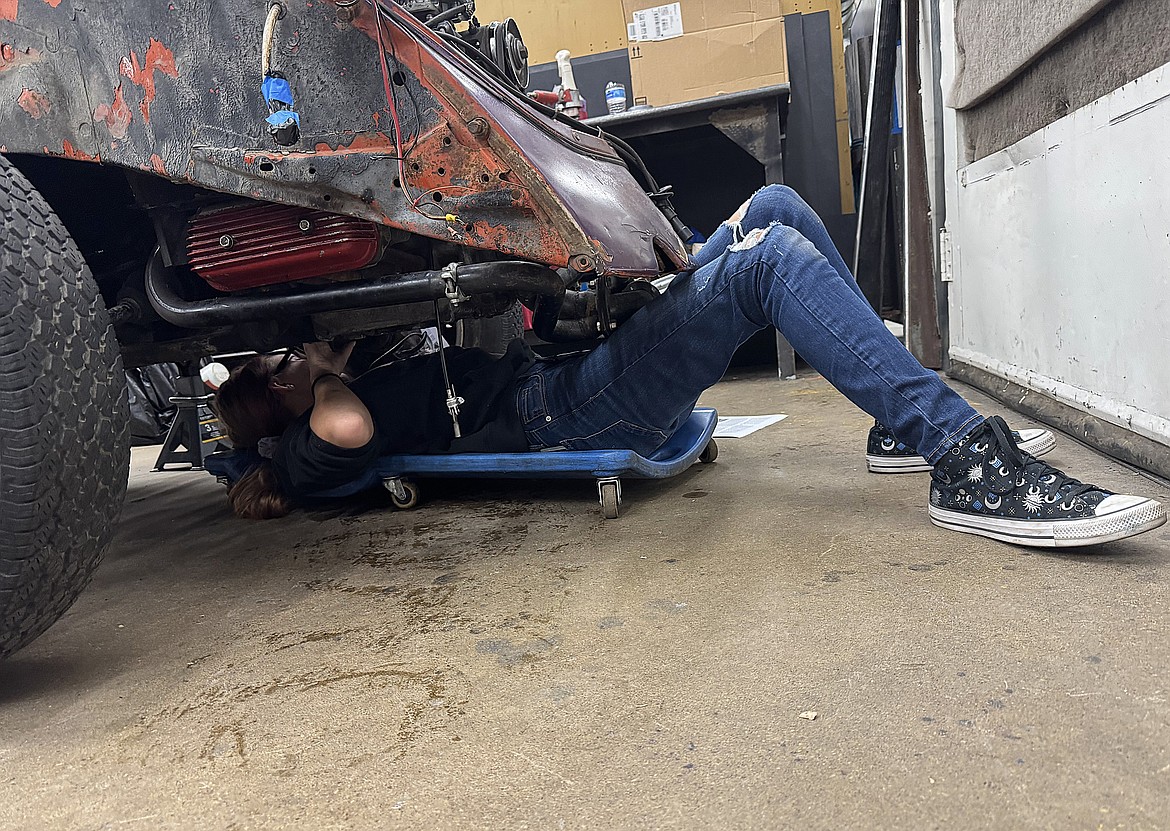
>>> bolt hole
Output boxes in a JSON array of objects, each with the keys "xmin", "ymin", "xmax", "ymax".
[
  {"xmin": 432, "ymin": 192, "xmax": 443, "ymax": 202},
  {"xmin": 498, "ymin": 171, "xmax": 509, "ymax": 181},
  {"xmin": 258, "ymin": 160, "xmax": 275, "ymax": 173},
  {"xmin": 437, "ymin": 166, "xmax": 445, "ymax": 175},
  {"xmin": 480, "ymin": 173, "xmax": 491, "ymax": 183},
  {"xmin": 442, "ymin": 136, "xmax": 452, "ymax": 146},
  {"xmin": 393, "ymin": 177, "xmax": 402, "ymax": 188},
  {"xmin": 323, "ymin": 194, "xmax": 331, "ymax": 202},
  {"xmin": 307, "ymin": 165, "xmax": 316, "ymax": 175},
  {"xmin": 411, "ymin": 162, "xmax": 420, "ymax": 172},
  {"xmin": 391, "ymin": 71, "xmax": 406, "ymax": 86}
]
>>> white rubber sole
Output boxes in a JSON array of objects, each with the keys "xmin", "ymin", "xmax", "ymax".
[
  {"xmin": 867, "ymin": 428, "xmax": 1058, "ymax": 474},
  {"xmin": 865, "ymin": 454, "xmax": 934, "ymax": 473},
  {"xmin": 929, "ymin": 497, "xmax": 1166, "ymax": 548}
]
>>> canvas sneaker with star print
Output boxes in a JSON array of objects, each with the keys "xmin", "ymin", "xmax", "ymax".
[
  {"xmin": 866, "ymin": 420, "xmax": 1056, "ymax": 473},
  {"xmin": 929, "ymin": 415, "xmax": 1165, "ymax": 547}
]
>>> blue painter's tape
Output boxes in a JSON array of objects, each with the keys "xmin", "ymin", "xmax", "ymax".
[
  {"xmin": 262, "ymin": 75, "xmax": 295, "ymax": 108},
  {"xmin": 262, "ymin": 74, "xmax": 299, "ymax": 129},
  {"xmin": 266, "ymin": 110, "xmax": 300, "ymax": 128}
]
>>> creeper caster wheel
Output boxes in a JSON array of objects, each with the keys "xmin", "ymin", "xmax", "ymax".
[
  {"xmin": 383, "ymin": 477, "xmax": 421, "ymax": 510},
  {"xmin": 598, "ymin": 477, "xmax": 622, "ymax": 519}
]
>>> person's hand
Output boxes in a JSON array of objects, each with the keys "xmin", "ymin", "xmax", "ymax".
[{"xmin": 301, "ymin": 341, "xmax": 355, "ymax": 381}]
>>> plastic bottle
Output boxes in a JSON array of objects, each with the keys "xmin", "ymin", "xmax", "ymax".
[{"xmin": 605, "ymin": 81, "xmax": 627, "ymax": 114}]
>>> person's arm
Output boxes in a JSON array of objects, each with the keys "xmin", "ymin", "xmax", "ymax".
[{"xmin": 303, "ymin": 341, "xmax": 375, "ymax": 448}]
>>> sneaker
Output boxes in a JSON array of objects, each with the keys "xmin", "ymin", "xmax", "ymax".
[
  {"xmin": 929, "ymin": 416, "xmax": 1165, "ymax": 547},
  {"xmin": 867, "ymin": 420, "xmax": 1056, "ymax": 473}
]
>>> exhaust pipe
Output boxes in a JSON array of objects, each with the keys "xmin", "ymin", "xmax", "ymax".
[
  {"xmin": 539, "ymin": 285, "xmax": 658, "ymax": 341},
  {"xmin": 145, "ymin": 249, "xmax": 565, "ymax": 329}
]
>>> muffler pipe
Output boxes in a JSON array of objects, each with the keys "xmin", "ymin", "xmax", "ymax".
[
  {"xmin": 145, "ymin": 249, "xmax": 565, "ymax": 329},
  {"xmin": 534, "ymin": 285, "xmax": 658, "ymax": 342}
]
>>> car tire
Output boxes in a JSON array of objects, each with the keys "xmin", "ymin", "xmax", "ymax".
[{"xmin": 0, "ymin": 155, "xmax": 129, "ymax": 660}]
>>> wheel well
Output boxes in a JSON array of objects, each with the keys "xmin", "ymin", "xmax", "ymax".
[
  {"xmin": 4, "ymin": 154, "xmax": 158, "ymax": 305},
  {"xmin": 2, "ymin": 155, "xmax": 570, "ymax": 362}
]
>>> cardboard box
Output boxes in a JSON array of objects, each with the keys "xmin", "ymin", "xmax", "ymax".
[
  {"xmin": 475, "ymin": 0, "xmax": 629, "ymax": 65},
  {"xmin": 625, "ymin": 0, "xmax": 785, "ymax": 36},
  {"xmin": 622, "ymin": 0, "xmax": 789, "ymax": 106}
]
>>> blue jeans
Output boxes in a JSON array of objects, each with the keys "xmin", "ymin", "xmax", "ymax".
[{"xmin": 515, "ymin": 185, "xmax": 982, "ymax": 464}]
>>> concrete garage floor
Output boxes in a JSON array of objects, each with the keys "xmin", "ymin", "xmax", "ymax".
[{"xmin": 2, "ymin": 372, "xmax": 1168, "ymax": 830}]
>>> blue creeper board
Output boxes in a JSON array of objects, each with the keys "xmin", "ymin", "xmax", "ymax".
[{"xmin": 206, "ymin": 408, "xmax": 719, "ymax": 519}]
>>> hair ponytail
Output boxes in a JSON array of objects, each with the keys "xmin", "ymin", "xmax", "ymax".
[{"xmin": 227, "ymin": 461, "xmax": 293, "ymax": 520}]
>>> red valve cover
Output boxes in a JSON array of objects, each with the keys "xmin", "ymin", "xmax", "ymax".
[{"xmin": 187, "ymin": 203, "xmax": 381, "ymax": 291}]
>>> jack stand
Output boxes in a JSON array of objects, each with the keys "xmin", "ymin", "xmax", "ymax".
[{"xmin": 153, "ymin": 373, "xmax": 227, "ymax": 471}]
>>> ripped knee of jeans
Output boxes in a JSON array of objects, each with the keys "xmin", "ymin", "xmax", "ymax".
[
  {"xmin": 722, "ymin": 184, "xmax": 778, "ymax": 236},
  {"xmin": 722, "ymin": 195, "xmax": 755, "ymax": 243},
  {"xmin": 728, "ymin": 220, "xmax": 780, "ymax": 253}
]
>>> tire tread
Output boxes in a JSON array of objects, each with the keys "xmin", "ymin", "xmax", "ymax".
[{"xmin": 0, "ymin": 155, "xmax": 129, "ymax": 659}]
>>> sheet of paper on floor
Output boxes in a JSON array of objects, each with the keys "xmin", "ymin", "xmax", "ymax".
[{"xmin": 712, "ymin": 415, "xmax": 787, "ymax": 439}]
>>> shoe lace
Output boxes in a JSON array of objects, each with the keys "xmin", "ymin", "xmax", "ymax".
[{"xmin": 986, "ymin": 416, "xmax": 1098, "ymax": 500}]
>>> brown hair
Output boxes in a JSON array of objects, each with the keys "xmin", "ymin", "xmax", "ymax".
[
  {"xmin": 213, "ymin": 355, "xmax": 294, "ymax": 520},
  {"xmin": 226, "ymin": 464, "xmax": 292, "ymax": 520},
  {"xmin": 214, "ymin": 355, "xmax": 289, "ymax": 448}
]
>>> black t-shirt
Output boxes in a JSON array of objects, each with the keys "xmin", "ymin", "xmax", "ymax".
[{"xmin": 273, "ymin": 340, "xmax": 537, "ymax": 498}]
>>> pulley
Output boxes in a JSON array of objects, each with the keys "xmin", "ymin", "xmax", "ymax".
[{"xmin": 479, "ymin": 18, "xmax": 529, "ymax": 90}]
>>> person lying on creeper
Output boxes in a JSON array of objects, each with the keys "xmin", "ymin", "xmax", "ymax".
[{"xmin": 213, "ymin": 185, "xmax": 1166, "ymax": 548}]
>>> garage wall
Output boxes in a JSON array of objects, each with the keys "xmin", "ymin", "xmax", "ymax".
[
  {"xmin": 947, "ymin": 62, "xmax": 1170, "ymax": 447},
  {"xmin": 947, "ymin": 0, "xmax": 1111, "ymax": 110},
  {"xmin": 937, "ymin": 0, "xmax": 1170, "ymax": 466},
  {"xmin": 954, "ymin": 0, "xmax": 1170, "ymax": 161}
]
